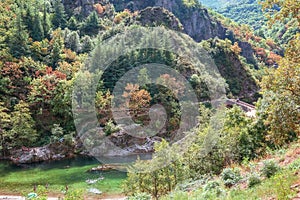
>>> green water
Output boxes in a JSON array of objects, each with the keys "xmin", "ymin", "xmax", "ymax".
[{"xmin": 0, "ymin": 156, "xmax": 127, "ymax": 194}]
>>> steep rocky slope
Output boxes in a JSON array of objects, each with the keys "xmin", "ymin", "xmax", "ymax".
[{"xmin": 110, "ymin": 0, "xmax": 229, "ymax": 42}]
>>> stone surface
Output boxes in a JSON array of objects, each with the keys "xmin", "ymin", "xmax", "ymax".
[{"xmin": 10, "ymin": 143, "xmax": 74, "ymax": 164}]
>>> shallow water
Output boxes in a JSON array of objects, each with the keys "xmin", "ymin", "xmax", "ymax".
[{"xmin": 0, "ymin": 154, "xmax": 152, "ymax": 194}]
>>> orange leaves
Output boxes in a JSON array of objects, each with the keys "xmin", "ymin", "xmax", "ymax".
[
  {"xmin": 122, "ymin": 83, "xmax": 151, "ymax": 116},
  {"xmin": 231, "ymin": 42, "xmax": 242, "ymax": 55},
  {"xmin": 63, "ymin": 49, "xmax": 77, "ymax": 62},
  {"xmin": 266, "ymin": 39, "xmax": 276, "ymax": 50},
  {"xmin": 94, "ymin": 3, "xmax": 105, "ymax": 15},
  {"xmin": 255, "ymin": 47, "xmax": 267, "ymax": 58},
  {"xmin": 156, "ymin": 74, "xmax": 185, "ymax": 97}
]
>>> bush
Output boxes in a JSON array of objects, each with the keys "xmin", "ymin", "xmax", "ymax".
[
  {"xmin": 221, "ymin": 168, "xmax": 242, "ymax": 187},
  {"xmin": 165, "ymin": 190, "xmax": 189, "ymax": 200},
  {"xmin": 288, "ymin": 158, "xmax": 300, "ymax": 171},
  {"xmin": 272, "ymin": 172, "xmax": 296, "ymax": 200},
  {"xmin": 202, "ymin": 180, "xmax": 226, "ymax": 199},
  {"xmin": 104, "ymin": 119, "xmax": 120, "ymax": 136},
  {"xmin": 261, "ymin": 160, "xmax": 280, "ymax": 178},
  {"xmin": 248, "ymin": 173, "xmax": 261, "ymax": 188},
  {"xmin": 64, "ymin": 189, "xmax": 84, "ymax": 200},
  {"xmin": 126, "ymin": 193, "xmax": 151, "ymax": 200}
]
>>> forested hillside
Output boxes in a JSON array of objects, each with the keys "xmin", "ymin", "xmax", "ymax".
[
  {"xmin": 0, "ymin": 0, "xmax": 299, "ymax": 199},
  {"xmin": 200, "ymin": 0, "xmax": 299, "ymax": 46}
]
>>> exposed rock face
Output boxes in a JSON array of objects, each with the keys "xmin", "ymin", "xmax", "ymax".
[
  {"xmin": 211, "ymin": 46, "xmax": 259, "ymax": 102},
  {"xmin": 111, "ymin": 0, "xmax": 228, "ymax": 42},
  {"xmin": 238, "ymin": 41, "xmax": 256, "ymax": 67},
  {"xmin": 63, "ymin": 0, "xmax": 114, "ymax": 17},
  {"xmin": 108, "ymin": 130, "xmax": 163, "ymax": 155},
  {"xmin": 10, "ymin": 143, "xmax": 74, "ymax": 164},
  {"xmin": 137, "ymin": 7, "xmax": 184, "ymax": 32}
]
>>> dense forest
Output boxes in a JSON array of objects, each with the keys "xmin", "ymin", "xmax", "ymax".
[{"xmin": 0, "ymin": 0, "xmax": 299, "ymax": 199}]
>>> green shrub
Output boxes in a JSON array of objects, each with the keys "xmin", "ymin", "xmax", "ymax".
[
  {"xmin": 28, "ymin": 186, "xmax": 47, "ymax": 200},
  {"xmin": 261, "ymin": 160, "xmax": 280, "ymax": 178},
  {"xmin": 202, "ymin": 180, "xmax": 226, "ymax": 199},
  {"xmin": 248, "ymin": 173, "xmax": 261, "ymax": 188},
  {"xmin": 104, "ymin": 119, "xmax": 120, "ymax": 136},
  {"xmin": 288, "ymin": 158, "xmax": 300, "ymax": 171},
  {"xmin": 127, "ymin": 193, "xmax": 152, "ymax": 200},
  {"xmin": 272, "ymin": 172, "xmax": 296, "ymax": 200},
  {"xmin": 64, "ymin": 189, "xmax": 84, "ymax": 200},
  {"xmin": 221, "ymin": 168, "xmax": 242, "ymax": 187}
]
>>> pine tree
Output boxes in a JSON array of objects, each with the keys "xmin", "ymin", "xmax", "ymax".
[
  {"xmin": 65, "ymin": 31, "xmax": 81, "ymax": 53},
  {"xmin": 52, "ymin": 0, "xmax": 67, "ymax": 29},
  {"xmin": 42, "ymin": 0, "xmax": 51, "ymax": 38},
  {"xmin": 50, "ymin": 29, "xmax": 64, "ymax": 68},
  {"xmin": 32, "ymin": 6, "xmax": 44, "ymax": 41},
  {"xmin": 80, "ymin": 11, "xmax": 101, "ymax": 35},
  {"xmin": 67, "ymin": 16, "xmax": 78, "ymax": 31},
  {"xmin": 81, "ymin": 35, "xmax": 93, "ymax": 53},
  {"xmin": 24, "ymin": 5, "xmax": 34, "ymax": 33},
  {"xmin": 9, "ymin": 9, "xmax": 30, "ymax": 58}
]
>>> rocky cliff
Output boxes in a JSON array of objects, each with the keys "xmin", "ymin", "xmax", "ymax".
[{"xmin": 110, "ymin": 0, "xmax": 229, "ymax": 42}]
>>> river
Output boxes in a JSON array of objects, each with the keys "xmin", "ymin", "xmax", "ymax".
[{"xmin": 0, "ymin": 155, "xmax": 151, "ymax": 196}]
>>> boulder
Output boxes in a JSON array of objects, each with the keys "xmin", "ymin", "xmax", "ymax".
[{"xmin": 10, "ymin": 143, "xmax": 74, "ymax": 164}]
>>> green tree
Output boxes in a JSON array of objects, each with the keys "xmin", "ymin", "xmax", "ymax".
[
  {"xmin": 80, "ymin": 11, "xmax": 101, "ymax": 35},
  {"xmin": 65, "ymin": 31, "xmax": 81, "ymax": 53},
  {"xmin": 123, "ymin": 140, "xmax": 186, "ymax": 199},
  {"xmin": 9, "ymin": 101, "xmax": 38, "ymax": 148},
  {"xmin": 81, "ymin": 35, "xmax": 93, "ymax": 53},
  {"xmin": 260, "ymin": 1, "xmax": 300, "ymax": 146},
  {"xmin": 32, "ymin": 6, "xmax": 44, "ymax": 41},
  {"xmin": 221, "ymin": 106, "xmax": 254, "ymax": 162},
  {"xmin": 42, "ymin": 0, "xmax": 51, "ymax": 38},
  {"xmin": 52, "ymin": 0, "xmax": 67, "ymax": 29},
  {"xmin": 67, "ymin": 16, "xmax": 78, "ymax": 31},
  {"xmin": 0, "ymin": 102, "xmax": 11, "ymax": 156},
  {"xmin": 9, "ymin": 9, "xmax": 30, "ymax": 58},
  {"xmin": 24, "ymin": 4, "xmax": 34, "ymax": 35},
  {"xmin": 260, "ymin": 36, "xmax": 300, "ymax": 146},
  {"xmin": 50, "ymin": 29, "xmax": 64, "ymax": 68},
  {"xmin": 261, "ymin": 0, "xmax": 300, "ymax": 26},
  {"xmin": 138, "ymin": 68, "xmax": 151, "ymax": 89}
]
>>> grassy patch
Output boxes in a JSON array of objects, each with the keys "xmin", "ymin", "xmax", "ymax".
[{"xmin": 228, "ymin": 170, "xmax": 297, "ymax": 200}]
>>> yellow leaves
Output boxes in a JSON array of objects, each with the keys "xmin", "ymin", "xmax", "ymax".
[
  {"xmin": 260, "ymin": 32, "xmax": 300, "ymax": 146},
  {"xmin": 122, "ymin": 83, "xmax": 151, "ymax": 115},
  {"xmin": 261, "ymin": 0, "xmax": 300, "ymax": 27},
  {"xmin": 231, "ymin": 42, "xmax": 242, "ymax": 55}
]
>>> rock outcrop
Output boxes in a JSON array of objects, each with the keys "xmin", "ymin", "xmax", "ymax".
[
  {"xmin": 110, "ymin": 0, "xmax": 228, "ymax": 42},
  {"xmin": 63, "ymin": 0, "xmax": 114, "ymax": 17},
  {"xmin": 136, "ymin": 7, "xmax": 184, "ymax": 32},
  {"xmin": 10, "ymin": 143, "xmax": 75, "ymax": 164}
]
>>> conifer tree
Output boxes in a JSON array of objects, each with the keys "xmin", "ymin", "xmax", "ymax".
[
  {"xmin": 52, "ymin": 0, "xmax": 67, "ymax": 29},
  {"xmin": 67, "ymin": 16, "xmax": 78, "ymax": 31},
  {"xmin": 32, "ymin": 6, "xmax": 44, "ymax": 41},
  {"xmin": 50, "ymin": 29, "xmax": 64, "ymax": 68},
  {"xmin": 9, "ymin": 9, "xmax": 30, "ymax": 58},
  {"xmin": 24, "ymin": 5, "xmax": 34, "ymax": 34},
  {"xmin": 65, "ymin": 31, "xmax": 81, "ymax": 53},
  {"xmin": 81, "ymin": 35, "xmax": 93, "ymax": 53},
  {"xmin": 42, "ymin": 0, "xmax": 51, "ymax": 38},
  {"xmin": 80, "ymin": 11, "xmax": 101, "ymax": 35}
]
